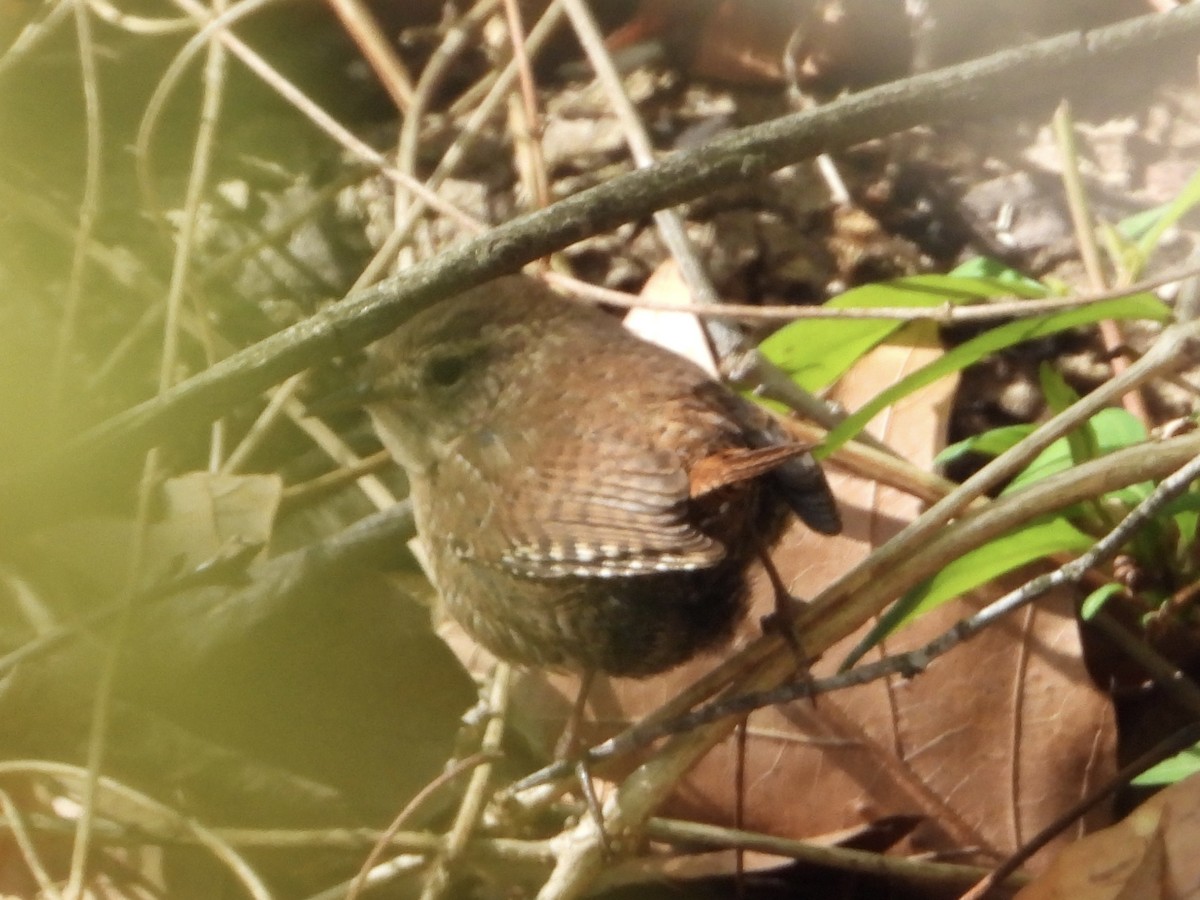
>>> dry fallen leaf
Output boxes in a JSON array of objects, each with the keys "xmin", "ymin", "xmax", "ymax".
[
  {"xmin": 1015, "ymin": 772, "xmax": 1200, "ymax": 900},
  {"xmin": 152, "ymin": 471, "xmax": 283, "ymax": 573},
  {"xmin": 608, "ymin": 0, "xmax": 911, "ymax": 88},
  {"xmin": 621, "ymin": 259, "xmax": 717, "ymax": 375}
]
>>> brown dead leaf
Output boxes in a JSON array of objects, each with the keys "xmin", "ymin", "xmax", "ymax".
[
  {"xmin": 609, "ymin": 0, "xmax": 911, "ymax": 88},
  {"xmin": 151, "ymin": 472, "xmax": 282, "ymax": 574},
  {"xmin": 621, "ymin": 259, "xmax": 717, "ymax": 375},
  {"xmin": 1015, "ymin": 772, "xmax": 1200, "ymax": 900}
]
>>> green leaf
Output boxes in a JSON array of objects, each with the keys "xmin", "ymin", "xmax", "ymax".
[
  {"xmin": 1154, "ymin": 492, "xmax": 1200, "ymax": 520},
  {"xmin": 1172, "ymin": 506, "xmax": 1199, "ymax": 556},
  {"xmin": 903, "ymin": 517, "xmax": 1093, "ymax": 618},
  {"xmin": 1134, "ymin": 165, "xmax": 1200, "ymax": 260},
  {"xmin": 1118, "ymin": 206, "xmax": 1168, "ymax": 242},
  {"xmin": 1132, "ymin": 743, "xmax": 1200, "ymax": 786},
  {"xmin": 1003, "ymin": 408, "xmax": 1149, "ymax": 495},
  {"xmin": 1038, "ymin": 364, "xmax": 1099, "ymax": 467},
  {"xmin": 1038, "ymin": 364, "xmax": 1081, "ymax": 416},
  {"xmin": 1088, "ymin": 405, "xmax": 1151, "ymax": 447},
  {"xmin": 1107, "ymin": 481, "xmax": 1154, "ymax": 508},
  {"xmin": 1080, "ymin": 583, "xmax": 1124, "ymax": 620},
  {"xmin": 934, "ymin": 424, "xmax": 1036, "ymax": 467},
  {"xmin": 949, "ymin": 258, "xmax": 1047, "ymax": 292},
  {"xmin": 760, "ymin": 275, "xmax": 1043, "ymax": 392},
  {"xmin": 820, "ymin": 295, "xmax": 1168, "ymax": 458},
  {"xmin": 840, "ymin": 516, "xmax": 1094, "ymax": 668}
]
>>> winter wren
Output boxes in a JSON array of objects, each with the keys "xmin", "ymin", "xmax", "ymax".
[{"xmin": 366, "ymin": 276, "xmax": 840, "ymax": 677}]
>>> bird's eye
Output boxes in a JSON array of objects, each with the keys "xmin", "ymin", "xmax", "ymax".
[{"xmin": 424, "ymin": 353, "xmax": 472, "ymax": 388}]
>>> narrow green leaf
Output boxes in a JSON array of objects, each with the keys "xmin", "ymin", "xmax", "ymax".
[
  {"xmin": 901, "ymin": 517, "xmax": 1094, "ymax": 619},
  {"xmin": 820, "ymin": 295, "xmax": 1169, "ymax": 458},
  {"xmin": 1135, "ymin": 165, "xmax": 1200, "ymax": 259},
  {"xmin": 1173, "ymin": 507, "xmax": 1199, "ymax": 556},
  {"xmin": 1087, "ymin": 406, "xmax": 1151, "ymax": 447},
  {"xmin": 1003, "ymin": 408, "xmax": 1149, "ymax": 495},
  {"xmin": 1038, "ymin": 364, "xmax": 1099, "ymax": 467},
  {"xmin": 949, "ymin": 257, "xmax": 1047, "ymax": 291},
  {"xmin": 1132, "ymin": 744, "xmax": 1200, "ymax": 786},
  {"xmin": 840, "ymin": 516, "xmax": 1094, "ymax": 668},
  {"xmin": 1119, "ymin": 205, "xmax": 1169, "ymax": 242},
  {"xmin": 1038, "ymin": 363, "xmax": 1081, "ymax": 416},
  {"xmin": 934, "ymin": 424, "xmax": 1036, "ymax": 467},
  {"xmin": 1080, "ymin": 583, "xmax": 1125, "ymax": 620},
  {"xmin": 760, "ymin": 276, "xmax": 1043, "ymax": 392}
]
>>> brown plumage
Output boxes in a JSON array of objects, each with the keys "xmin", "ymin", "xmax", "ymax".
[{"xmin": 366, "ymin": 276, "xmax": 840, "ymax": 677}]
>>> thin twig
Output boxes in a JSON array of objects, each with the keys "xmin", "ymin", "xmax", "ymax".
[
  {"xmin": 221, "ymin": 372, "xmax": 306, "ymax": 474},
  {"xmin": 279, "ymin": 450, "xmax": 393, "ymax": 506},
  {"xmin": 641, "ymin": 817, "xmax": 1029, "ymax": 893},
  {"xmin": 50, "ymin": 0, "xmax": 103, "ymax": 411},
  {"xmin": 0, "ymin": 0, "xmax": 74, "ymax": 76},
  {"xmin": 282, "ymin": 396, "xmax": 396, "ymax": 510},
  {"xmin": 395, "ymin": 2, "xmax": 500, "ymax": 270},
  {"xmin": 1054, "ymin": 101, "xmax": 1108, "ymax": 292},
  {"xmin": 0, "ymin": 789, "xmax": 63, "ymax": 900},
  {"xmin": 419, "ymin": 664, "xmax": 511, "ymax": 900},
  {"xmin": 85, "ymin": 0, "xmax": 193, "ymax": 34},
  {"xmin": 0, "ymin": 760, "xmax": 272, "ymax": 900},
  {"xmin": 134, "ymin": 0, "xmax": 278, "ymax": 217},
  {"xmin": 560, "ymin": 0, "xmax": 734, "ymax": 360},
  {"xmin": 325, "ymin": 0, "xmax": 415, "ymax": 110},
  {"xmin": 398, "ymin": 1, "xmax": 498, "ymax": 177},
  {"xmin": 159, "ymin": 0, "xmax": 229, "ymax": 471},
  {"xmin": 502, "ymin": 0, "xmax": 551, "ymax": 210},
  {"xmin": 1054, "ymin": 100, "xmax": 1150, "ymax": 423},
  {"xmin": 548, "ymin": 263, "xmax": 1200, "ymax": 323},
  {"xmin": 350, "ymin": 0, "xmax": 566, "ymax": 288},
  {"xmin": 64, "ymin": 453, "xmax": 158, "ymax": 900},
  {"xmin": 138, "ymin": 0, "xmax": 478, "ymax": 230},
  {"xmin": 344, "ymin": 751, "xmax": 499, "ymax": 900}
]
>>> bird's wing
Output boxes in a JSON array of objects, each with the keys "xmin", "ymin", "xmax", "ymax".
[{"xmin": 446, "ymin": 422, "xmax": 727, "ymax": 579}]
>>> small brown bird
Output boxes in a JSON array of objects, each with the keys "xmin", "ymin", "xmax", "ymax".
[{"xmin": 366, "ymin": 276, "xmax": 840, "ymax": 677}]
